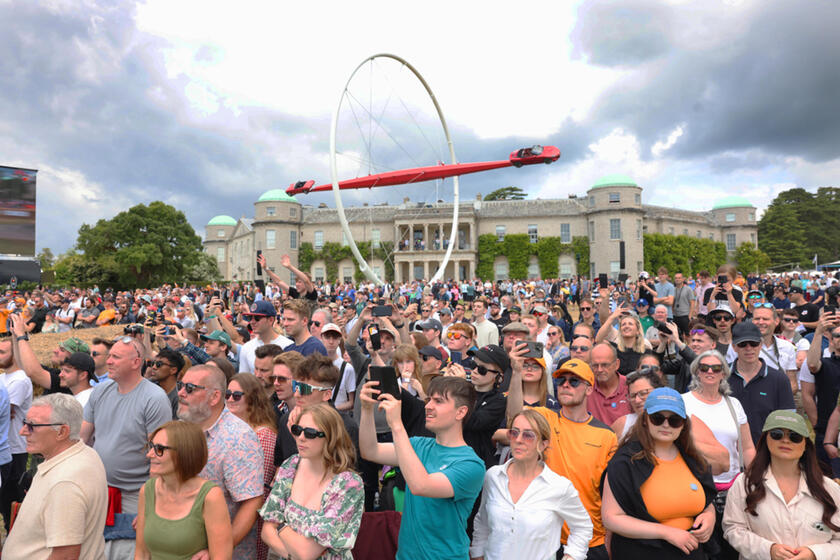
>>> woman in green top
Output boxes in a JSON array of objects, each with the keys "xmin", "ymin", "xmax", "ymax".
[{"xmin": 136, "ymin": 420, "xmax": 232, "ymax": 560}]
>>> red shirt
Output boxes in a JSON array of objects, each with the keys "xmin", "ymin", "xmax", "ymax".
[{"xmin": 587, "ymin": 374, "xmax": 631, "ymax": 425}]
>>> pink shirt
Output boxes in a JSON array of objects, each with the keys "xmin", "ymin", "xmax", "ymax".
[{"xmin": 587, "ymin": 374, "xmax": 631, "ymax": 426}]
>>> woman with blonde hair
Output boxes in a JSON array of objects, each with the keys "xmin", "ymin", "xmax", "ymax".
[
  {"xmin": 471, "ymin": 408, "xmax": 592, "ymax": 559},
  {"xmin": 596, "ymin": 308, "xmax": 647, "ymax": 374},
  {"xmin": 136, "ymin": 420, "xmax": 232, "ymax": 560},
  {"xmin": 260, "ymin": 403, "xmax": 364, "ymax": 559},
  {"xmin": 392, "ymin": 343, "xmax": 425, "ymax": 398},
  {"xmin": 226, "ymin": 372, "xmax": 278, "ymax": 560}
]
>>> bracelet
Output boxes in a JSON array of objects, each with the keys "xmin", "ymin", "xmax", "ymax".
[
  {"xmin": 207, "ymin": 315, "xmax": 218, "ymax": 319},
  {"xmin": 824, "ymin": 442, "xmax": 837, "ymax": 447}
]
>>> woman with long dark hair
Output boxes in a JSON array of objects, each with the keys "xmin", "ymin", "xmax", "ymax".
[
  {"xmin": 602, "ymin": 387, "xmax": 717, "ymax": 558},
  {"xmin": 723, "ymin": 410, "xmax": 840, "ymax": 559}
]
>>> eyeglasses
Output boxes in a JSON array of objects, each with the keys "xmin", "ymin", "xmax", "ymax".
[
  {"xmin": 569, "ymin": 344, "xmax": 591, "ymax": 352},
  {"xmin": 629, "ymin": 388, "xmax": 653, "ymax": 401},
  {"xmin": 225, "ymin": 390, "xmax": 245, "ymax": 401},
  {"xmin": 767, "ymin": 428, "xmax": 804, "ymax": 444},
  {"xmin": 736, "ymin": 340, "xmax": 761, "ymax": 348},
  {"xmin": 292, "ymin": 380, "xmax": 333, "ymax": 396},
  {"xmin": 555, "ymin": 376, "xmax": 584, "ymax": 388},
  {"xmin": 752, "ymin": 303, "xmax": 774, "ymax": 309},
  {"xmin": 522, "ymin": 362, "xmax": 543, "ymax": 371},
  {"xmin": 421, "ymin": 308, "xmax": 431, "ymax": 312},
  {"xmin": 548, "ymin": 332, "xmax": 560, "ymax": 337},
  {"xmin": 146, "ymin": 440, "xmax": 174, "ymax": 456},
  {"xmin": 446, "ymin": 332, "xmax": 466, "ymax": 340},
  {"xmin": 22, "ymin": 420, "xmax": 64, "ymax": 432},
  {"xmin": 698, "ymin": 363, "xmax": 724, "ymax": 373},
  {"xmin": 508, "ymin": 427, "xmax": 538, "ymax": 442},
  {"xmin": 270, "ymin": 375, "xmax": 291, "ymax": 384},
  {"xmin": 689, "ymin": 329, "xmax": 706, "ymax": 336},
  {"xmin": 176, "ymin": 381, "xmax": 207, "ymax": 394},
  {"xmin": 648, "ymin": 413, "xmax": 685, "ymax": 428},
  {"xmin": 290, "ymin": 424, "xmax": 326, "ymax": 439},
  {"xmin": 475, "ymin": 364, "xmax": 501, "ymax": 376}
]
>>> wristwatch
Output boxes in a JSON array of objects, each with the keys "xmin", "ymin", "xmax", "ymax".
[{"xmin": 16, "ymin": 334, "xmax": 29, "ymax": 342}]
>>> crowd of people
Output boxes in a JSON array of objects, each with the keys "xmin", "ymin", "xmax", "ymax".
[{"xmin": 1, "ymin": 257, "xmax": 840, "ymax": 559}]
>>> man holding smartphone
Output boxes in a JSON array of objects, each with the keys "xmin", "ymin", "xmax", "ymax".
[
  {"xmin": 805, "ymin": 311, "xmax": 840, "ymax": 475},
  {"xmin": 359, "ymin": 376, "xmax": 485, "ymax": 560}
]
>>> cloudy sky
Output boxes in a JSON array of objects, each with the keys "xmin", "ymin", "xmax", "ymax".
[{"xmin": 1, "ymin": 0, "xmax": 838, "ymax": 254}]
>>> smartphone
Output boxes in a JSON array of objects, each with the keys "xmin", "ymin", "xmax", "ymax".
[
  {"xmin": 369, "ymin": 366, "xmax": 400, "ymax": 399},
  {"xmin": 599, "ymin": 273, "xmax": 608, "ymax": 288},
  {"xmin": 718, "ymin": 275, "xmax": 728, "ymax": 285},
  {"xmin": 213, "ymin": 290, "xmax": 220, "ymax": 298},
  {"xmin": 256, "ymin": 250, "xmax": 263, "ymax": 276},
  {"xmin": 825, "ymin": 305, "xmax": 838, "ymax": 318},
  {"xmin": 449, "ymin": 351, "xmax": 462, "ymax": 365},
  {"xmin": 372, "ymin": 305, "xmax": 391, "ymax": 317},
  {"xmin": 367, "ymin": 324, "xmax": 381, "ymax": 351},
  {"xmin": 516, "ymin": 340, "xmax": 544, "ymax": 358}
]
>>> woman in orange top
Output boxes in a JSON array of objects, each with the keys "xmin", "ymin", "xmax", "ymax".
[{"xmin": 602, "ymin": 387, "xmax": 717, "ymax": 558}]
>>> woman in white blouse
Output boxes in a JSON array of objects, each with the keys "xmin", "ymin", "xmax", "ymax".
[
  {"xmin": 723, "ymin": 410, "xmax": 840, "ymax": 560},
  {"xmin": 470, "ymin": 408, "xmax": 593, "ymax": 560}
]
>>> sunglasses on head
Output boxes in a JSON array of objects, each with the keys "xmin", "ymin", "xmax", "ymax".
[
  {"xmin": 508, "ymin": 427, "xmax": 538, "ymax": 442},
  {"xmin": 475, "ymin": 364, "xmax": 501, "ymax": 376},
  {"xmin": 291, "ymin": 424, "xmax": 326, "ymax": 439},
  {"xmin": 176, "ymin": 381, "xmax": 206, "ymax": 394},
  {"xmin": 225, "ymin": 390, "xmax": 244, "ymax": 401},
  {"xmin": 569, "ymin": 344, "xmax": 591, "ymax": 352},
  {"xmin": 555, "ymin": 375, "xmax": 584, "ymax": 388},
  {"xmin": 648, "ymin": 412, "xmax": 685, "ymax": 428},
  {"xmin": 698, "ymin": 363, "xmax": 724, "ymax": 373},
  {"xmin": 767, "ymin": 428, "xmax": 804, "ymax": 444},
  {"xmin": 736, "ymin": 340, "xmax": 761, "ymax": 348},
  {"xmin": 292, "ymin": 380, "xmax": 332, "ymax": 396},
  {"xmin": 146, "ymin": 440, "xmax": 174, "ymax": 457}
]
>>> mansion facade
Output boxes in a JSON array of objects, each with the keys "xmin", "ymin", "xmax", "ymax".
[{"xmin": 203, "ymin": 174, "xmax": 758, "ymax": 284}]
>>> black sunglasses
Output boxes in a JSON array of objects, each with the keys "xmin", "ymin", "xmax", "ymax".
[
  {"xmin": 569, "ymin": 344, "xmax": 591, "ymax": 352},
  {"xmin": 146, "ymin": 441, "xmax": 174, "ymax": 457},
  {"xmin": 147, "ymin": 360, "xmax": 173, "ymax": 369},
  {"xmin": 225, "ymin": 390, "xmax": 245, "ymax": 401},
  {"xmin": 475, "ymin": 364, "xmax": 501, "ymax": 376},
  {"xmin": 648, "ymin": 413, "xmax": 685, "ymax": 428},
  {"xmin": 736, "ymin": 340, "xmax": 761, "ymax": 348},
  {"xmin": 555, "ymin": 376, "xmax": 584, "ymax": 388},
  {"xmin": 290, "ymin": 424, "xmax": 326, "ymax": 439},
  {"xmin": 698, "ymin": 363, "xmax": 723, "ymax": 373},
  {"xmin": 768, "ymin": 428, "xmax": 804, "ymax": 444},
  {"xmin": 176, "ymin": 381, "xmax": 207, "ymax": 394}
]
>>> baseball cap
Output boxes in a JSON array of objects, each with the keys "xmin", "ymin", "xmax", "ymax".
[
  {"xmin": 526, "ymin": 356, "xmax": 547, "ymax": 370},
  {"xmin": 762, "ymin": 410, "xmax": 810, "ymax": 439},
  {"xmin": 468, "ymin": 344, "xmax": 510, "ymax": 372},
  {"xmin": 418, "ymin": 346, "xmax": 443, "ymax": 361},
  {"xmin": 732, "ymin": 322, "xmax": 762, "ymax": 346},
  {"xmin": 417, "ymin": 318, "xmax": 442, "ymax": 332},
  {"xmin": 438, "ymin": 307, "xmax": 452, "ymax": 316},
  {"xmin": 644, "ymin": 387, "xmax": 687, "ymax": 418},
  {"xmin": 788, "ymin": 286, "xmax": 805, "ymax": 295},
  {"xmin": 245, "ymin": 300, "xmax": 276, "ymax": 317},
  {"xmin": 640, "ymin": 271, "xmax": 650, "ymax": 279},
  {"xmin": 710, "ymin": 304, "xmax": 735, "ymax": 318},
  {"xmin": 59, "ymin": 337, "xmax": 90, "ymax": 355},
  {"xmin": 636, "ymin": 298, "xmax": 649, "ymax": 307},
  {"xmin": 552, "ymin": 359, "xmax": 594, "ymax": 385},
  {"xmin": 502, "ymin": 321, "xmax": 530, "ymax": 335},
  {"xmin": 200, "ymin": 329, "xmax": 232, "ymax": 348},
  {"xmin": 62, "ymin": 352, "xmax": 96, "ymax": 377},
  {"xmin": 509, "ymin": 306, "xmax": 522, "ymax": 314},
  {"xmin": 320, "ymin": 323, "xmax": 343, "ymax": 336}
]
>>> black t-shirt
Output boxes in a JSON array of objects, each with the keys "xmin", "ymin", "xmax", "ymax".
[
  {"xmin": 27, "ymin": 306, "xmax": 49, "ymax": 334},
  {"xmin": 288, "ymin": 286, "xmax": 318, "ymax": 301},
  {"xmin": 795, "ymin": 303, "xmax": 820, "ymax": 334},
  {"xmin": 44, "ymin": 366, "xmax": 72, "ymax": 396},
  {"xmin": 703, "ymin": 285, "xmax": 744, "ymax": 306}
]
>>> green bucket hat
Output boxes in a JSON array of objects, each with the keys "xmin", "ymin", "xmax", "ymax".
[
  {"xmin": 59, "ymin": 337, "xmax": 90, "ymax": 355},
  {"xmin": 762, "ymin": 410, "xmax": 810, "ymax": 439}
]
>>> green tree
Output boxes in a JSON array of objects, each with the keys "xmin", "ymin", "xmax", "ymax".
[
  {"xmin": 74, "ymin": 201, "xmax": 203, "ymax": 287},
  {"xmin": 184, "ymin": 252, "xmax": 223, "ymax": 284},
  {"xmin": 735, "ymin": 243, "xmax": 771, "ymax": 274},
  {"xmin": 757, "ymin": 202, "xmax": 806, "ymax": 266},
  {"xmin": 483, "ymin": 186, "xmax": 526, "ymax": 201},
  {"xmin": 36, "ymin": 247, "xmax": 55, "ymax": 270}
]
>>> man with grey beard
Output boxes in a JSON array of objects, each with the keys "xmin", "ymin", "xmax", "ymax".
[{"xmin": 177, "ymin": 365, "xmax": 263, "ymax": 560}]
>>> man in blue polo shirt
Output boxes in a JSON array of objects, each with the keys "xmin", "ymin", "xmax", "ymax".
[{"xmin": 728, "ymin": 322, "xmax": 795, "ymax": 444}]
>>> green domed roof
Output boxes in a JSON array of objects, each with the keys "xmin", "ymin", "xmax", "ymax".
[
  {"xmin": 257, "ymin": 189, "xmax": 299, "ymax": 203},
  {"xmin": 207, "ymin": 215, "xmax": 236, "ymax": 226},
  {"xmin": 712, "ymin": 196, "xmax": 753, "ymax": 210},
  {"xmin": 590, "ymin": 174, "xmax": 638, "ymax": 189}
]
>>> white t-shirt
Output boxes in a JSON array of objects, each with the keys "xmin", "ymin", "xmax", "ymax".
[
  {"xmin": 759, "ymin": 336, "xmax": 798, "ymax": 372},
  {"xmin": 2, "ymin": 370, "xmax": 33, "ymax": 454},
  {"xmin": 682, "ymin": 391, "xmax": 747, "ymax": 484},
  {"xmin": 797, "ymin": 347, "xmax": 831, "ymax": 385},
  {"xmin": 331, "ymin": 356, "xmax": 357, "ymax": 408},
  {"xmin": 238, "ymin": 334, "xmax": 293, "ymax": 373},
  {"xmin": 75, "ymin": 387, "xmax": 94, "ymax": 409}
]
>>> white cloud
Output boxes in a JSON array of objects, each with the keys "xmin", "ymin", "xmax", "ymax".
[{"xmin": 651, "ymin": 124, "xmax": 684, "ymax": 157}]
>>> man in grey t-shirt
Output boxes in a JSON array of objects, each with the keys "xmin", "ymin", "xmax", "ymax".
[
  {"xmin": 672, "ymin": 272, "xmax": 697, "ymax": 337},
  {"xmin": 82, "ymin": 337, "xmax": 171, "ymax": 560},
  {"xmin": 653, "ymin": 266, "xmax": 676, "ymax": 319}
]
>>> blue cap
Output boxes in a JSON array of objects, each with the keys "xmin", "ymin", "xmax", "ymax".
[
  {"xmin": 636, "ymin": 298, "xmax": 649, "ymax": 307},
  {"xmin": 246, "ymin": 300, "xmax": 277, "ymax": 317},
  {"xmin": 644, "ymin": 387, "xmax": 686, "ymax": 418}
]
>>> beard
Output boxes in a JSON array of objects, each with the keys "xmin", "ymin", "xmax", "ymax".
[{"xmin": 178, "ymin": 398, "xmax": 212, "ymax": 424}]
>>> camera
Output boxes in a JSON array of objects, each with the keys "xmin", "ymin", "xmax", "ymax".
[
  {"xmin": 124, "ymin": 324, "xmax": 144, "ymax": 335},
  {"xmin": 654, "ymin": 320, "xmax": 672, "ymax": 335}
]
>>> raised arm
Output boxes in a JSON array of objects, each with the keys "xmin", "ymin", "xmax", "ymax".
[
  {"xmin": 257, "ymin": 254, "xmax": 290, "ymax": 292},
  {"xmin": 281, "ymin": 254, "xmax": 314, "ymax": 294},
  {"xmin": 9, "ymin": 313, "xmax": 52, "ymax": 390},
  {"xmin": 358, "ymin": 381, "xmax": 399, "ymax": 466}
]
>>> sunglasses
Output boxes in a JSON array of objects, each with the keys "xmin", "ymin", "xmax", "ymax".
[
  {"xmin": 176, "ymin": 381, "xmax": 207, "ymax": 394},
  {"xmin": 446, "ymin": 332, "xmax": 466, "ymax": 340},
  {"xmin": 270, "ymin": 375, "xmax": 291, "ymax": 384},
  {"xmin": 508, "ymin": 427, "xmax": 538, "ymax": 442},
  {"xmin": 309, "ymin": 320, "xmax": 321, "ymax": 328},
  {"xmin": 752, "ymin": 303, "xmax": 774, "ymax": 309},
  {"xmin": 736, "ymin": 340, "xmax": 761, "ymax": 348},
  {"xmin": 555, "ymin": 376, "xmax": 584, "ymax": 388},
  {"xmin": 147, "ymin": 360, "xmax": 173, "ymax": 369},
  {"xmin": 225, "ymin": 390, "xmax": 245, "ymax": 401},
  {"xmin": 291, "ymin": 424, "xmax": 326, "ymax": 439},
  {"xmin": 698, "ymin": 363, "xmax": 724, "ymax": 373},
  {"xmin": 767, "ymin": 428, "xmax": 804, "ymax": 444},
  {"xmin": 475, "ymin": 364, "xmax": 501, "ymax": 376},
  {"xmin": 569, "ymin": 344, "xmax": 591, "ymax": 352},
  {"xmin": 712, "ymin": 315, "xmax": 733, "ymax": 322},
  {"xmin": 689, "ymin": 329, "xmax": 706, "ymax": 336},
  {"xmin": 22, "ymin": 420, "xmax": 64, "ymax": 432},
  {"xmin": 292, "ymin": 380, "xmax": 332, "ymax": 396},
  {"xmin": 782, "ymin": 318, "xmax": 798, "ymax": 323},
  {"xmin": 146, "ymin": 441, "xmax": 174, "ymax": 457},
  {"xmin": 548, "ymin": 332, "xmax": 560, "ymax": 337},
  {"xmin": 580, "ymin": 307, "xmax": 593, "ymax": 311},
  {"xmin": 648, "ymin": 413, "xmax": 685, "ymax": 428}
]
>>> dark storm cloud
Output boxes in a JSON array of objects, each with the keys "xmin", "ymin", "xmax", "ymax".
[{"xmin": 573, "ymin": 0, "xmax": 840, "ymax": 163}]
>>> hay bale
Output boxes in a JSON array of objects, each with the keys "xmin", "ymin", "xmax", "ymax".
[{"xmin": 26, "ymin": 325, "xmax": 124, "ymax": 364}]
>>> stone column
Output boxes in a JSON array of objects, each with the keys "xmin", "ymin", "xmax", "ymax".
[{"xmin": 423, "ymin": 260, "xmax": 429, "ymax": 280}]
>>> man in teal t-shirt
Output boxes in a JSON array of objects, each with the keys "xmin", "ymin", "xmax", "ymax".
[{"xmin": 359, "ymin": 375, "xmax": 484, "ymax": 560}]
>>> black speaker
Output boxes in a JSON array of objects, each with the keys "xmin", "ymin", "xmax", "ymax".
[{"xmin": 619, "ymin": 241, "xmax": 626, "ymax": 270}]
